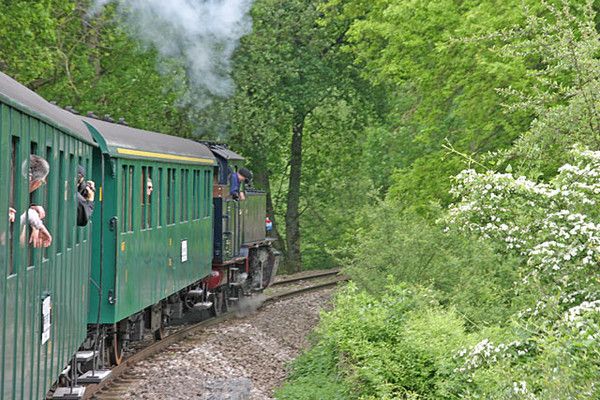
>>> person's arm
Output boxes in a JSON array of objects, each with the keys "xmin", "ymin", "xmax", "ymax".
[
  {"xmin": 19, "ymin": 207, "xmax": 52, "ymax": 248},
  {"xmin": 77, "ymin": 193, "xmax": 95, "ymax": 226},
  {"xmin": 21, "ymin": 207, "xmax": 44, "ymax": 229},
  {"xmin": 230, "ymin": 173, "xmax": 240, "ymax": 200}
]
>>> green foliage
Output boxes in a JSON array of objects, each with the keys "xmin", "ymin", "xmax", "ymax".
[
  {"xmin": 275, "ymin": 341, "xmax": 349, "ymax": 400},
  {"xmin": 0, "ymin": 0, "xmax": 65, "ymax": 83},
  {"xmin": 278, "ymin": 283, "xmax": 474, "ymax": 399},
  {"xmin": 320, "ymin": 0, "xmax": 536, "ymax": 213},
  {"xmin": 497, "ymin": 0, "xmax": 600, "ymax": 179},
  {"xmin": 281, "ymin": 2, "xmax": 600, "ymax": 396},
  {"xmin": 342, "ymin": 202, "xmax": 519, "ymax": 327},
  {"xmin": 0, "ymin": 0, "xmax": 193, "ymax": 135}
]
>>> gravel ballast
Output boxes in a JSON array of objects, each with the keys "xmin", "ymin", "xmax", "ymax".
[{"xmin": 118, "ymin": 288, "xmax": 335, "ymax": 399}]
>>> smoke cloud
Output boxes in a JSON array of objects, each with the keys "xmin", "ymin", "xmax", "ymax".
[{"xmin": 92, "ymin": 0, "xmax": 254, "ymax": 108}]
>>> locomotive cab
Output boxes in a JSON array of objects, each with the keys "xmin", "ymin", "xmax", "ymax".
[{"xmin": 207, "ymin": 143, "xmax": 279, "ymax": 305}]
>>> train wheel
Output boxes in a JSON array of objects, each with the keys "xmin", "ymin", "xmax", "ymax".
[
  {"xmin": 154, "ymin": 325, "xmax": 165, "ymax": 341},
  {"xmin": 108, "ymin": 328, "xmax": 124, "ymax": 365},
  {"xmin": 183, "ymin": 292, "xmax": 196, "ymax": 310}
]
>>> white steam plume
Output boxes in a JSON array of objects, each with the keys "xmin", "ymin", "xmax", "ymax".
[{"xmin": 92, "ymin": 0, "xmax": 254, "ymax": 108}]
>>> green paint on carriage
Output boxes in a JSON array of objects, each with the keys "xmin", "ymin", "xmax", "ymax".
[
  {"xmin": 0, "ymin": 72, "xmax": 94, "ymax": 400},
  {"xmin": 84, "ymin": 118, "xmax": 216, "ymax": 324}
]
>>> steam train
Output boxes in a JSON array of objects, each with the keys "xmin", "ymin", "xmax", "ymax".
[{"xmin": 0, "ymin": 71, "xmax": 279, "ymax": 400}]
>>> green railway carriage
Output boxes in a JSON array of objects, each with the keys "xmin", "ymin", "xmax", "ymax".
[
  {"xmin": 82, "ymin": 118, "xmax": 216, "ymax": 335},
  {"xmin": 0, "ymin": 72, "xmax": 96, "ymax": 400}
]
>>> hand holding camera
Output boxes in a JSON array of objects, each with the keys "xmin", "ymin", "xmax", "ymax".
[{"xmin": 84, "ymin": 180, "xmax": 95, "ymax": 202}]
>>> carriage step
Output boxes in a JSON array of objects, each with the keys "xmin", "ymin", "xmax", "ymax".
[
  {"xmin": 193, "ymin": 301, "xmax": 213, "ymax": 310},
  {"xmin": 53, "ymin": 386, "xmax": 85, "ymax": 399},
  {"xmin": 187, "ymin": 289, "xmax": 204, "ymax": 297},
  {"xmin": 228, "ymin": 297, "xmax": 239, "ymax": 301},
  {"xmin": 229, "ymin": 267, "xmax": 239, "ymax": 272},
  {"xmin": 75, "ymin": 351, "xmax": 97, "ymax": 363},
  {"xmin": 78, "ymin": 369, "xmax": 111, "ymax": 384}
]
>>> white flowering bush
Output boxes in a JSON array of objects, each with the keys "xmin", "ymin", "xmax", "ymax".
[
  {"xmin": 447, "ymin": 148, "xmax": 600, "ymax": 397},
  {"xmin": 449, "ymin": 148, "xmax": 600, "ymax": 298}
]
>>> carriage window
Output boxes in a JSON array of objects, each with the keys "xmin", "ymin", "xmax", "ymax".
[
  {"xmin": 66, "ymin": 153, "xmax": 74, "ymax": 249},
  {"xmin": 28, "ymin": 142, "xmax": 38, "ymax": 266},
  {"xmin": 121, "ymin": 165, "xmax": 134, "ymax": 232},
  {"xmin": 141, "ymin": 166, "xmax": 154, "ymax": 229},
  {"xmin": 43, "ymin": 146, "xmax": 52, "ymax": 259},
  {"xmin": 76, "ymin": 156, "xmax": 82, "ymax": 244},
  {"xmin": 200, "ymin": 170, "xmax": 204, "ymax": 219},
  {"xmin": 157, "ymin": 167, "xmax": 163, "ymax": 227},
  {"xmin": 56, "ymin": 151, "xmax": 64, "ymax": 253},
  {"xmin": 141, "ymin": 166, "xmax": 147, "ymax": 230},
  {"xmin": 8, "ymin": 136, "xmax": 19, "ymax": 275},
  {"xmin": 82, "ymin": 156, "xmax": 91, "ymax": 242},
  {"xmin": 128, "ymin": 166, "xmax": 134, "ymax": 231},
  {"xmin": 121, "ymin": 165, "xmax": 128, "ymax": 232},
  {"xmin": 199, "ymin": 170, "xmax": 205, "ymax": 220},
  {"xmin": 192, "ymin": 170, "xmax": 198, "ymax": 220},
  {"xmin": 166, "ymin": 168, "xmax": 171, "ymax": 225},
  {"xmin": 180, "ymin": 169, "xmax": 189, "ymax": 223},
  {"xmin": 147, "ymin": 167, "xmax": 153, "ymax": 228},
  {"xmin": 167, "ymin": 168, "xmax": 176, "ymax": 225},
  {"xmin": 204, "ymin": 170, "xmax": 211, "ymax": 218},
  {"xmin": 179, "ymin": 169, "xmax": 183, "ymax": 222}
]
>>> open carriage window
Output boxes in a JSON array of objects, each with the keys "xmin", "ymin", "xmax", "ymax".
[
  {"xmin": 8, "ymin": 136, "xmax": 19, "ymax": 275},
  {"xmin": 157, "ymin": 167, "xmax": 163, "ymax": 227},
  {"xmin": 167, "ymin": 168, "xmax": 176, "ymax": 225},
  {"xmin": 141, "ymin": 166, "xmax": 154, "ymax": 229},
  {"xmin": 56, "ymin": 151, "xmax": 64, "ymax": 252},
  {"xmin": 141, "ymin": 166, "xmax": 147, "ymax": 230},
  {"xmin": 192, "ymin": 170, "xmax": 200, "ymax": 220},
  {"xmin": 180, "ymin": 169, "xmax": 189, "ymax": 223},
  {"xmin": 121, "ymin": 165, "xmax": 134, "ymax": 232},
  {"xmin": 204, "ymin": 170, "xmax": 211, "ymax": 218}
]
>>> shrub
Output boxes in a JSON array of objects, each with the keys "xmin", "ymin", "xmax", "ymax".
[
  {"xmin": 342, "ymin": 203, "xmax": 520, "ymax": 327},
  {"xmin": 277, "ymin": 283, "xmax": 475, "ymax": 399}
]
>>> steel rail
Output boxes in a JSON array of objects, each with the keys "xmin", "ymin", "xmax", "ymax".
[
  {"xmin": 270, "ymin": 268, "xmax": 341, "ymax": 286},
  {"xmin": 81, "ymin": 274, "xmax": 348, "ymax": 399}
]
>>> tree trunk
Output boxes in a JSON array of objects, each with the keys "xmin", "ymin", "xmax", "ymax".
[
  {"xmin": 253, "ymin": 161, "xmax": 281, "ymax": 247},
  {"xmin": 285, "ymin": 111, "xmax": 305, "ymax": 273}
]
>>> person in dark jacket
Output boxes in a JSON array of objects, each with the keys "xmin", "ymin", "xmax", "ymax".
[
  {"xmin": 230, "ymin": 167, "xmax": 253, "ymax": 201},
  {"xmin": 77, "ymin": 165, "xmax": 95, "ymax": 226}
]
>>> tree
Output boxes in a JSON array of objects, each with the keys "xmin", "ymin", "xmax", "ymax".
[
  {"xmin": 0, "ymin": 0, "xmax": 194, "ymax": 135},
  {"xmin": 200, "ymin": 0, "xmax": 378, "ymax": 272},
  {"xmin": 321, "ymin": 0, "xmax": 538, "ymax": 213}
]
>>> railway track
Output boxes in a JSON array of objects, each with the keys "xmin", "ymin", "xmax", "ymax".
[{"xmin": 61, "ymin": 269, "xmax": 347, "ymax": 400}]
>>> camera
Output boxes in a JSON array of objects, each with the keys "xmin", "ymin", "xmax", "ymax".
[{"xmin": 78, "ymin": 180, "xmax": 94, "ymax": 199}]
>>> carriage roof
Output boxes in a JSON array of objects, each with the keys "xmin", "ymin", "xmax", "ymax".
[
  {"xmin": 0, "ymin": 72, "xmax": 95, "ymax": 144},
  {"xmin": 83, "ymin": 117, "xmax": 216, "ymax": 166}
]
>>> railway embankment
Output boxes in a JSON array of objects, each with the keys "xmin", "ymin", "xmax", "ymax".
[{"xmin": 94, "ymin": 288, "xmax": 336, "ymax": 400}]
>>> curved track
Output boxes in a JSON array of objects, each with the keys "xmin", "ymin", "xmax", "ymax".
[{"xmin": 76, "ymin": 269, "xmax": 347, "ymax": 399}]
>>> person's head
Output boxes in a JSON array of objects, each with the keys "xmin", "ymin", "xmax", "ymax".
[
  {"xmin": 77, "ymin": 165, "xmax": 86, "ymax": 183},
  {"xmin": 146, "ymin": 178, "xmax": 153, "ymax": 196},
  {"xmin": 237, "ymin": 167, "xmax": 253, "ymax": 183},
  {"xmin": 76, "ymin": 165, "xmax": 89, "ymax": 196},
  {"xmin": 27, "ymin": 155, "xmax": 50, "ymax": 193}
]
